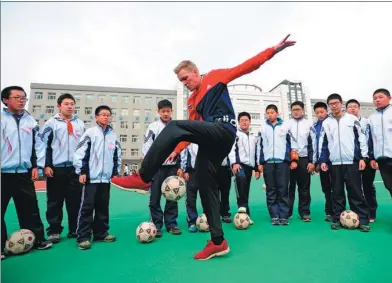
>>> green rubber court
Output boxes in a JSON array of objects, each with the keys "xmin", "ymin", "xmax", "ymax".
[{"xmin": 2, "ymin": 174, "xmax": 392, "ymax": 283}]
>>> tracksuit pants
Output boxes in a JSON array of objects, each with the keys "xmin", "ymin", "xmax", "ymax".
[
  {"xmin": 149, "ymin": 165, "xmax": 179, "ymax": 230},
  {"xmin": 217, "ymin": 165, "xmax": 232, "ymax": 218},
  {"xmin": 263, "ymin": 162, "xmax": 290, "ymax": 219},
  {"xmin": 361, "ymin": 164, "xmax": 377, "ymax": 219},
  {"xmin": 46, "ymin": 166, "xmax": 82, "ymax": 235},
  {"xmin": 185, "ymin": 169, "xmax": 198, "ymax": 226},
  {"xmin": 76, "ymin": 183, "xmax": 111, "ymax": 242},
  {"xmin": 289, "ymin": 157, "xmax": 311, "ymax": 218},
  {"xmin": 139, "ymin": 120, "xmax": 236, "ymax": 244},
  {"xmin": 378, "ymin": 158, "xmax": 392, "ymax": 198},
  {"xmin": 1, "ymin": 173, "xmax": 46, "ymax": 252},
  {"xmin": 330, "ymin": 164, "xmax": 369, "ymax": 225},
  {"xmin": 319, "ymin": 169, "xmax": 333, "ymax": 216},
  {"xmin": 234, "ymin": 164, "xmax": 253, "ymax": 216}
]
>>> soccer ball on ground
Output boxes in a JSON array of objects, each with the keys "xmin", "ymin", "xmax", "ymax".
[
  {"xmin": 5, "ymin": 229, "xmax": 35, "ymax": 255},
  {"xmin": 136, "ymin": 222, "xmax": 157, "ymax": 243},
  {"xmin": 161, "ymin": 176, "xmax": 186, "ymax": 201},
  {"xmin": 196, "ymin": 213, "xmax": 209, "ymax": 232},
  {"xmin": 233, "ymin": 213, "xmax": 250, "ymax": 230},
  {"xmin": 340, "ymin": 210, "xmax": 360, "ymax": 229}
]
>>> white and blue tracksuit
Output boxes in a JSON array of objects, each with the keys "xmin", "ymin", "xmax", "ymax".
[
  {"xmin": 256, "ymin": 118, "xmax": 291, "ymax": 220},
  {"xmin": 40, "ymin": 114, "xmax": 85, "ymax": 236},
  {"xmin": 318, "ymin": 113, "xmax": 369, "ymax": 224},
  {"xmin": 229, "ymin": 129, "xmax": 258, "ymax": 216},
  {"xmin": 285, "ymin": 118, "xmax": 317, "ymax": 218},
  {"xmin": 143, "ymin": 119, "xmax": 179, "ymax": 231},
  {"xmin": 74, "ymin": 124, "xmax": 121, "ymax": 242},
  {"xmin": 1, "ymin": 108, "xmax": 46, "ymax": 250},
  {"xmin": 369, "ymin": 105, "xmax": 392, "ymax": 196}
]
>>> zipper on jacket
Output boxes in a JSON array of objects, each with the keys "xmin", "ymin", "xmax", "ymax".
[
  {"xmin": 273, "ymin": 126, "xmax": 275, "ymax": 163},
  {"xmin": 337, "ymin": 119, "xmax": 343, "ymax": 164},
  {"xmin": 381, "ymin": 111, "xmax": 385, "ymax": 157},
  {"xmin": 101, "ymin": 129, "xmax": 106, "ymax": 182},
  {"xmin": 15, "ymin": 118, "xmax": 22, "ymax": 172}
]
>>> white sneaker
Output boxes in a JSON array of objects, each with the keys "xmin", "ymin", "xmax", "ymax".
[
  {"xmin": 249, "ymin": 219, "xmax": 254, "ymax": 225},
  {"xmin": 237, "ymin": 207, "xmax": 247, "ymax": 213}
]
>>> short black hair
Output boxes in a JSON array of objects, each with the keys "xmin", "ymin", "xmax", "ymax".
[
  {"xmin": 238, "ymin": 111, "xmax": 251, "ymax": 121},
  {"xmin": 327, "ymin": 93, "xmax": 342, "ymax": 104},
  {"xmin": 313, "ymin": 102, "xmax": 327, "ymax": 111},
  {"xmin": 291, "ymin": 101, "xmax": 304, "ymax": 109},
  {"xmin": 95, "ymin": 105, "xmax": 112, "ymax": 116},
  {"xmin": 346, "ymin": 99, "xmax": 360, "ymax": 108},
  {"xmin": 373, "ymin": 88, "xmax": 390, "ymax": 97},
  {"xmin": 1, "ymin": 86, "xmax": 26, "ymax": 106},
  {"xmin": 266, "ymin": 104, "xmax": 278, "ymax": 113},
  {"xmin": 158, "ymin": 99, "xmax": 172, "ymax": 110},
  {"xmin": 57, "ymin": 93, "xmax": 75, "ymax": 106}
]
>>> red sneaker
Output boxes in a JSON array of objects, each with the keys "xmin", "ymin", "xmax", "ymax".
[
  {"xmin": 194, "ymin": 240, "xmax": 230, "ymax": 260},
  {"xmin": 111, "ymin": 174, "xmax": 151, "ymax": 195}
]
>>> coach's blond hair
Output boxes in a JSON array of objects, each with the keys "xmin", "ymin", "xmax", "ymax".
[{"xmin": 174, "ymin": 60, "xmax": 197, "ymax": 74}]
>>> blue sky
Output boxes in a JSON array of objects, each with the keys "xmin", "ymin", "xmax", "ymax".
[{"xmin": 1, "ymin": 2, "xmax": 391, "ymax": 102}]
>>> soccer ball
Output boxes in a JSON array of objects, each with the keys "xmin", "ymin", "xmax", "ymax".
[
  {"xmin": 234, "ymin": 213, "xmax": 250, "ymax": 230},
  {"xmin": 136, "ymin": 222, "xmax": 157, "ymax": 243},
  {"xmin": 340, "ymin": 210, "xmax": 360, "ymax": 229},
  {"xmin": 196, "ymin": 213, "xmax": 209, "ymax": 232},
  {"xmin": 161, "ymin": 176, "xmax": 186, "ymax": 201},
  {"xmin": 5, "ymin": 229, "xmax": 35, "ymax": 255}
]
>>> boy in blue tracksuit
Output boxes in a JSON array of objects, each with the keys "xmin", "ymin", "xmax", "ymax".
[
  {"xmin": 319, "ymin": 93, "xmax": 370, "ymax": 232},
  {"xmin": 40, "ymin": 93, "xmax": 85, "ymax": 243},
  {"xmin": 313, "ymin": 102, "xmax": 333, "ymax": 221},
  {"xmin": 73, "ymin": 105, "xmax": 121, "ymax": 250},
  {"xmin": 256, "ymin": 104, "xmax": 298, "ymax": 225},
  {"xmin": 368, "ymin": 88, "xmax": 392, "ymax": 199},
  {"xmin": 1, "ymin": 86, "xmax": 52, "ymax": 259}
]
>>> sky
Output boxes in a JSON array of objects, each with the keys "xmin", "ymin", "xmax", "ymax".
[{"xmin": 1, "ymin": 1, "xmax": 391, "ymax": 102}]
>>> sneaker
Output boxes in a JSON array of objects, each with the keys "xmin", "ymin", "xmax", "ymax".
[
  {"xmin": 167, "ymin": 226, "xmax": 182, "ymax": 235},
  {"xmin": 249, "ymin": 219, "xmax": 254, "ymax": 225},
  {"xmin": 271, "ymin": 218, "xmax": 280, "ymax": 225},
  {"xmin": 36, "ymin": 240, "xmax": 53, "ymax": 250},
  {"xmin": 280, "ymin": 219, "xmax": 289, "ymax": 225},
  {"xmin": 331, "ymin": 222, "xmax": 342, "ymax": 230},
  {"xmin": 222, "ymin": 216, "xmax": 232, "ymax": 223},
  {"xmin": 155, "ymin": 230, "xmax": 163, "ymax": 238},
  {"xmin": 302, "ymin": 215, "xmax": 311, "ymax": 222},
  {"xmin": 359, "ymin": 224, "xmax": 370, "ymax": 232},
  {"xmin": 67, "ymin": 232, "xmax": 77, "ymax": 238},
  {"xmin": 369, "ymin": 218, "xmax": 376, "ymax": 223},
  {"xmin": 237, "ymin": 207, "xmax": 247, "ymax": 213},
  {"xmin": 194, "ymin": 240, "xmax": 230, "ymax": 260},
  {"xmin": 78, "ymin": 240, "xmax": 91, "ymax": 250},
  {"xmin": 110, "ymin": 173, "xmax": 151, "ymax": 195},
  {"xmin": 325, "ymin": 215, "xmax": 333, "ymax": 222},
  {"xmin": 188, "ymin": 225, "xmax": 197, "ymax": 233},
  {"xmin": 1, "ymin": 253, "xmax": 5, "ymax": 260},
  {"xmin": 48, "ymin": 233, "xmax": 61, "ymax": 244},
  {"xmin": 93, "ymin": 235, "xmax": 116, "ymax": 242}
]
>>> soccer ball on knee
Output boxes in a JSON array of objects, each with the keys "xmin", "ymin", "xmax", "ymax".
[
  {"xmin": 233, "ymin": 213, "xmax": 250, "ymax": 230},
  {"xmin": 5, "ymin": 229, "xmax": 35, "ymax": 255},
  {"xmin": 196, "ymin": 213, "xmax": 209, "ymax": 232},
  {"xmin": 161, "ymin": 176, "xmax": 186, "ymax": 201},
  {"xmin": 136, "ymin": 222, "xmax": 157, "ymax": 243},
  {"xmin": 339, "ymin": 210, "xmax": 360, "ymax": 229}
]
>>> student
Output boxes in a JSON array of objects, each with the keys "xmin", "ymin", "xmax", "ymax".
[
  {"xmin": 40, "ymin": 93, "xmax": 85, "ymax": 243},
  {"xmin": 73, "ymin": 105, "xmax": 121, "ymax": 250},
  {"xmin": 143, "ymin": 99, "xmax": 182, "ymax": 237},
  {"xmin": 368, "ymin": 88, "xmax": 392, "ymax": 200},
  {"xmin": 1, "ymin": 86, "xmax": 52, "ymax": 259},
  {"xmin": 256, "ymin": 104, "xmax": 298, "ymax": 226},
  {"xmin": 313, "ymin": 102, "xmax": 333, "ymax": 221},
  {"xmin": 286, "ymin": 101, "xmax": 317, "ymax": 222},
  {"xmin": 319, "ymin": 93, "xmax": 370, "ymax": 232},
  {"xmin": 123, "ymin": 164, "xmax": 129, "ymax": 176},
  {"xmin": 346, "ymin": 99, "xmax": 377, "ymax": 222},
  {"xmin": 229, "ymin": 112, "xmax": 258, "ymax": 224}
]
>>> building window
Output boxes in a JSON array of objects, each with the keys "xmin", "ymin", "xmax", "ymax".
[
  {"xmin": 144, "ymin": 122, "xmax": 149, "ymax": 131},
  {"xmin": 74, "ymin": 94, "xmax": 81, "ymax": 101},
  {"xmin": 123, "ymin": 97, "xmax": 129, "ymax": 104},
  {"xmin": 145, "ymin": 97, "xmax": 152, "ymax": 104},
  {"xmin": 84, "ymin": 121, "xmax": 91, "ymax": 128},
  {"xmin": 120, "ymin": 121, "xmax": 128, "ymax": 129},
  {"xmin": 86, "ymin": 95, "xmax": 94, "ymax": 101},
  {"xmin": 121, "ymin": 109, "xmax": 129, "ymax": 116},
  {"xmin": 249, "ymin": 113, "xmax": 261, "ymax": 120},
  {"xmin": 131, "ymin": 135, "xmax": 139, "ymax": 143},
  {"xmin": 35, "ymin": 92, "xmax": 43, "ymax": 99},
  {"xmin": 121, "ymin": 148, "xmax": 127, "ymax": 157},
  {"xmin": 99, "ymin": 96, "xmax": 105, "ymax": 103},
  {"xmin": 132, "ymin": 122, "xmax": 140, "ymax": 129},
  {"xmin": 131, "ymin": 149, "xmax": 139, "ymax": 157},
  {"xmin": 133, "ymin": 109, "xmax": 140, "ymax": 117},
  {"xmin": 48, "ymin": 92, "xmax": 56, "ymax": 100},
  {"xmin": 131, "ymin": 164, "xmax": 138, "ymax": 170},
  {"xmin": 133, "ymin": 96, "xmax": 141, "ymax": 104},
  {"xmin": 45, "ymin": 106, "xmax": 54, "ymax": 114},
  {"xmin": 111, "ymin": 108, "xmax": 117, "ymax": 117},
  {"xmin": 145, "ymin": 109, "xmax": 152, "ymax": 121},
  {"xmin": 85, "ymin": 107, "xmax": 92, "ymax": 115},
  {"xmin": 75, "ymin": 107, "xmax": 80, "ymax": 114},
  {"xmin": 120, "ymin": 135, "xmax": 127, "ymax": 143},
  {"xmin": 33, "ymin": 105, "xmax": 41, "ymax": 113}
]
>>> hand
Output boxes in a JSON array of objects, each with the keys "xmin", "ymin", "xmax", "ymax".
[
  {"xmin": 254, "ymin": 172, "xmax": 261, "ymax": 180},
  {"xmin": 79, "ymin": 174, "xmax": 87, "ymax": 184},
  {"xmin": 321, "ymin": 163, "xmax": 328, "ymax": 172},
  {"xmin": 177, "ymin": 169, "xmax": 184, "ymax": 177},
  {"xmin": 165, "ymin": 152, "xmax": 178, "ymax": 164},
  {"xmin": 359, "ymin": 160, "xmax": 366, "ymax": 171},
  {"xmin": 44, "ymin": 167, "xmax": 54, "ymax": 178},
  {"xmin": 31, "ymin": 168, "xmax": 39, "ymax": 181},
  {"xmin": 258, "ymin": 165, "xmax": 264, "ymax": 173},
  {"xmin": 290, "ymin": 162, "xmax": 298, "ymax": 170},
  {"xmin": 370, "ymin": 160, "xmax": 378, "ymax": 170},
  {"xmin": 307, "ymin": 163, "xmax": 315, "ymax": 173},
  {"xmin": 232, "ymin": 164, "xmax": 240, "ymax": 175},
  {"xmin": 274, "ymin": 34, "xmax": 296, "ymax": 53},
  {"xmin": 184, "ymin": 173, "xmax": 190, "ymax": 182}
]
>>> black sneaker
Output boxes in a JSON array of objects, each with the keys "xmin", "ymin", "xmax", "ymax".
[
  {"xmin": 301, "ymin": 215, "xmax": 311, "ymax": 222},
  {"xmin": 280, "ymin": 219, "xmax": 289, "ymax": 226},
  {"xmin": 222, "ymin": 216, "xmax": 232, "ymax": 223},
  {"xmin": 271, "ymin": 218, "xmax": 280, "ymax": 225},
  {"xmin": 36, "ymin": 240, "xmax": 53, "ymax": 250},
  {"xmin": 359, "ymin": 224, "xmax": 370, "ymax": 232},
  {"xmin": 48, "ymin": 234, "xmax": 61, "ymax": 244},
  {"xmin": 67, "ymin": 232, "xmax": 77, "ymax": 238},
  {"xmin": 331, "ymin": 222, "xmax": 342, "ymax": 230},
  {"xmin": 155, "ymin": 230, "xmax": 163, "ymax": 238},
  {"xmin": 168, "ymin": 226, "xmax": 182, "ymax": 235},
  {"xmin": 325, "ymin": 215, "xmax": 333, "ymax": 222}
]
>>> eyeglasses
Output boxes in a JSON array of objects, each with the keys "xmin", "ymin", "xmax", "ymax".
[
  {"xmin": 98, "ymin": 114, "xmax": 111, "ymax": 117},
  {"xmin": 328, "ymin": 101, "xmax": 341, "ymax": 107},
  {"xmin": 8, "ymin": 96, "xmax": 28, "ymax": 102},
  {"xmin": 291, "ymin": 108, "xmax": 303, "ymax": 112}
]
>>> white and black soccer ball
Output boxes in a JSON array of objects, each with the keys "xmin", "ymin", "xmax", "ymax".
[
  {"xmin": 340, "ymin": 210, "xmax": 360, "ymax": 229},
  {"xmin": 233, "ymin": 213, "xmax": 250, "ymax": 230},
  {"xmin": 136, "ymin": 222, "xmax": 157, "ymax": 243},
  {"xmin": 161, "ymin": 176, "xmax": 186, "ymax": 201},
  {"xmin": 196, "ymin": 213, "xmax": 209, "ymax": 232},
  {"xmin": 5, "ymin": 229, "xmax": 35, "ymax": 255}
]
